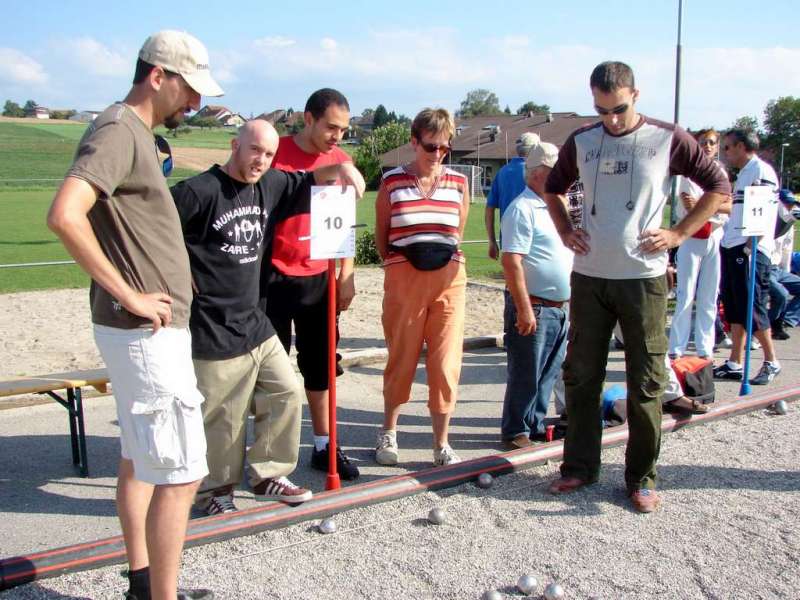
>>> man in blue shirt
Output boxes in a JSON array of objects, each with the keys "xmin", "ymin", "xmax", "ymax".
[
  {"xmin": 500, "ymin": 141, "xmax": 572, "ymax": 449},
  {"xmin": 485, "ymin": 132, "xmax": 539, "ymax": 258}
]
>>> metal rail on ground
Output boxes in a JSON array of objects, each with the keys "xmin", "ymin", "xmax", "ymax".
[{"xmin": 0, "ymin": 385, "xmax": 797, "ymax": 591}]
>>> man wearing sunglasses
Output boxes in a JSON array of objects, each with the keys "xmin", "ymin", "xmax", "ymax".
[
  {"xmin": 542, "ymin": 61, "xmax": 730, "ymax": 513},
  {"xmin": 47, "ymin": 31, "xmax": 223, "ymax": 600},
  {"xmin": 714, "ymin": 129, "xmax": 781, "ymax": 385}
]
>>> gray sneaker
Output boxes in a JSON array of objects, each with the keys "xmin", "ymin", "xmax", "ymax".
[
  {"xmin": 375, "ymin": 430, "xmax": 399, "ymax": 465},
  {"xmin": 750, "ymin": 361, "xmax": 781, "ymax": 385},
  {"xmin": 433, "ymin": 445, "xmax": 461, "ymax": 466}
]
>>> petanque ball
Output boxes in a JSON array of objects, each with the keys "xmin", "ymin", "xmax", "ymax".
[
  {"xmin": 477, "ymin": 473, "xmax": 494, "ymax": 489},
  {"xmin": 774, "ymin": 400, "xmax": 788, "ymax": 415},
  {"xmin": 516, "ymin": 574, "xmax": 538, "ymax": 595},
  {"xmin": 483, "ymin": 591, "xmax": 502, "ymax": 600},
  {"xmin": 427, "ymin": 507, "xmax": 445, "ymax": 525},
  {"xmin": 318, "ymin": 518, "xmax": 337, "ymax": 534},
  {"xmin": 543, "ymin": 582, "xmax": 565, "ymax": 600}
]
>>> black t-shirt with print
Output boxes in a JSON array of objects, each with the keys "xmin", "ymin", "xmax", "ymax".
[{"xmin": 172, "ymin": 164, "xmax": 312, "ymax": 360}]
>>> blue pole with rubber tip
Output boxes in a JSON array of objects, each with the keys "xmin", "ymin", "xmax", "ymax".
[{"xmin": 739, "ymin": 236, "xmax": 758, "ymax": 395}]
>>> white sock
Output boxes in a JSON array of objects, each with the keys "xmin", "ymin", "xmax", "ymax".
[
  {"xmin": 726, "ymin": 360, "xmax": 742, "ymax": 370},
  {"xmin": 766, "ymin": 360, "xmax": 781, "ymax": 369},
  {"xmin": 314, "ymin": 435, "xmax": 329, "ymax": 451},
  {"xmin": 382, "ymin": 429, "xmax": 397, "ymax": 439}
]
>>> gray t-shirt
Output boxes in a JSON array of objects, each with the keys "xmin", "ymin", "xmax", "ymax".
[
  {"xmin": 67, "ymin": 103, "xmax": 192, "ymax": 329},
  {"xmin": 546, "ymin": 116, "xmax": 731, "ymax": 280}
]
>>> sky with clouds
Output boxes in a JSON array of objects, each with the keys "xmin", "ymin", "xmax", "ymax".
[{"xmin": 2, "ymin": 0, "xmax": 798, "ymax": 131}]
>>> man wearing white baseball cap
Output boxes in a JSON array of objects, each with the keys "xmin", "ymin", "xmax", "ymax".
[
  {"xmin": 500, "ymin": 141, "xmax": 572, "ymax": 449},
  {"xmin": 47, "ymin": 30, "xmax": 223, "ymax": 600}
]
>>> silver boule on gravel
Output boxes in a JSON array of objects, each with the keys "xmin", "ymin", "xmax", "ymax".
[
  {"xmin": 477, "ymin": 472, "xmax": 494, "ymax": 489},
  {"xmin": 544, "ymin": 582, "xmax": 565, "ymax": 600},
  {"xmin": 483, "ymin": 590, "xmax": 502, "ymax": 600},
  {"xmin": 773, "ymin": 400, "xmax": 788, "ymax": 415},
  {"xmin": 318, "ymin": 518, "xmax": 337, "ymax": 534},
  {"xmin": 516, "ymin": 574, "xmax": 538, "ymax": 595},
  {"xmin": 427, "ymin": 507, "xmax": 445, "ymax": 525}
]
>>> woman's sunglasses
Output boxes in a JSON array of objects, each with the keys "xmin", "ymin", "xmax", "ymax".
[{"xmin": 418, "ymin": 141, "xmax": 451, "ymax": 154}]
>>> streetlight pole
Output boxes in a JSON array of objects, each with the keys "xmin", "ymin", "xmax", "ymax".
[
  {"xmin": 780, "ymin": 142, "xmax": 789, "ymax": 187},
  {"xmin": 669, "ymin": 0, "xmax": 684, "ymax": 226}
]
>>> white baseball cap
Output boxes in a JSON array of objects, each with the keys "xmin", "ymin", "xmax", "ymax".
[
  {"xmin": 139, "ymin": 30, "xmax": 224, "ymax": 97},
  {"xmin": 526, "ymin": 142, "xmax": 559, "ymax": 170}
]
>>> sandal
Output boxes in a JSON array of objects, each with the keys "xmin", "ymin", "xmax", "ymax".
[{"xmin": 664, "ymin": 396, "xmax": 710, "ymax": 415}]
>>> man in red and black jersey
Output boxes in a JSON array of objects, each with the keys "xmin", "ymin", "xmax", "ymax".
[{"xmin": 262, "ymin": 88, "xmax": 360, "ymax": 479}]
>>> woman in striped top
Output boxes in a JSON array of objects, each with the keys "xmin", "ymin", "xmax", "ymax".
[{"xmin": 373, "ymin": 107, "xmax": 470, "ymax": 467}]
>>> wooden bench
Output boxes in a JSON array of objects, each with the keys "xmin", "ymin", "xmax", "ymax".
[{"xmin": 0, "ymin": 368, "xmax": 109, "ymax": 477}]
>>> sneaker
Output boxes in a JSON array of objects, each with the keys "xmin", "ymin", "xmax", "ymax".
[
  {"xmin": 433, "ymin": 444, "xmax": 461, "ymax": 466},
  {"xmin": 629, "ymin": 488, "xmax": 661, "ymax": 513},
  {"xmin": 201, "ymin": 486, "xmax": 238, "ymax": 516},
  {"xmin": 252, "ymin": 477, "xmax": 312, "ymax": 504},
  {"xmin": 750, "ymin": 361, "xmax": 781, "ymax": 385},
  {"xmin": 311, "ymin": 444, "xmax": 360, "ymax": 480},
  {"xmin": 751, "ymin": 338, "xmax": 762, "ymax": 350},
  {"xmin": 375, "ymin": 430, "xmax": 399, "ymax": 465},
  {"xmin": 713, "ymin": 362, "xmax": 743, "ymax": 380},
  {"xmin": 125, "ymin": 590, "xmax": 214, "ymax": 600}
]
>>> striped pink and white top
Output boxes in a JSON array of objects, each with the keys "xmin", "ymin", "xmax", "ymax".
[{"xmin": 382, "ymin": 165, "xmax": 466, "ymax": 266}]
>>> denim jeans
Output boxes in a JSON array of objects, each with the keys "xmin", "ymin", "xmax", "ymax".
[
  {"xmin": 768, "ymin": 266, "xmax": 800, "ymax": 327},
  {"xmin": 501, "ymin": 300, "xmax": 568, "ymax": 439}
]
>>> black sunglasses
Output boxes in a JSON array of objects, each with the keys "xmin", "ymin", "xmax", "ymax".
[
  {"xmin": 155, "ymin": 134, "xmax": 173, "ymax": 177},
  {"xmin": 595, "ymin": 103, "xmax": 629, "ymax": 116},
  {"xmin": 418, "ymin": 140, "xmax": 451, "ymax": 154},
  {"xmin": 699, "ymin": 139, "xmax": 718, "ymax": 147}
]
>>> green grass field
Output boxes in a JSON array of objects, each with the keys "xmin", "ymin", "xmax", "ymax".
[{"xmin": 2, "ymin": 119, "xmax": 796, "ymax": 294}]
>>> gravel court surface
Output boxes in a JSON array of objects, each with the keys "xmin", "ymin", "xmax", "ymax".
[{"xmin": 4, "ymin": 402, "xmax": 798, "ymax": 599}]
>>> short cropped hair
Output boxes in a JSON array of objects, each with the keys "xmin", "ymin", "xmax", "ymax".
[
  {"xmin": 411, "ymin": 108, "xmax": 455, "ymax": 141},
  {"xmin": 132, "ymin": 58, "xmax": 180, "ymax": 85},
  {"xmin": 695, "ymin": 128, "xmax": 719, "ymax": 142},
  {"xmin": 726, "ymin": 128, "xmax": 760, "ymax": 152},
  {"xmin": 590, "ymin": 61, "xmax": 635, "ymax": 93},
  {"xmin": 304, "ymin": 88, "xmax": 350, "ymax": 120}
]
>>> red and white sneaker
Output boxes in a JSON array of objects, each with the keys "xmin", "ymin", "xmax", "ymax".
[{"xmin": 252, "ymin": 476, "xmax": 313, "ymax": 504}]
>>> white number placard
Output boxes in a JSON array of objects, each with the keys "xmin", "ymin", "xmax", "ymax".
[
  {"xmin": 740, "ymin": 186, "xmax": 778, "ymax": 237},
  {"xmin": 310, "ymin": 185, "xmax": 356, "ymax": 259}
]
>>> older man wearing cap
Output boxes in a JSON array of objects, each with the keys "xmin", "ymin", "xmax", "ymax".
[
  {"xmin": 485, "ymin": 132, "xmax": 540, "ymax": 259},
  {"xmin": 47, "ymin": 30, "xmax": 223, "ymax": 600},
  {"xmin": 499, "ymin": 141, "xmax": 572, "ymax": 449}
]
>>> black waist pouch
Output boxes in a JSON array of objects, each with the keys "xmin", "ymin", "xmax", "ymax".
[{"xmin": 391, "ymin": 242, "xmax": 456, "ymax": 271}]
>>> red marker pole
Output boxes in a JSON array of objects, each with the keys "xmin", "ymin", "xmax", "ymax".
[{"xmin": 325, "ymin": 257, "xmax": 341, "ymax": 490}]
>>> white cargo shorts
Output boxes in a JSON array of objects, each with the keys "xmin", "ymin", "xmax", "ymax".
[{"xmin": 94, "ymin": 324, "xmax": 208, "ymax": 485}]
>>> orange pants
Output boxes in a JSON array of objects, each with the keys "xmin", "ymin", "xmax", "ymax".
[{"xmin": 382, "ymin": 260, "xmax": 466, "ymax": 414}]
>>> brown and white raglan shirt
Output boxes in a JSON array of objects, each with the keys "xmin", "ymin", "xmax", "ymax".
[{"xmin": 546, "ymin": 116, "xmax": 731, "ymax": 280}]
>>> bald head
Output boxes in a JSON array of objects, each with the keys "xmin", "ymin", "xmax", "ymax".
[{"xmin": 225, "ymin": 119, "xmax": 280, "ymax": 183}]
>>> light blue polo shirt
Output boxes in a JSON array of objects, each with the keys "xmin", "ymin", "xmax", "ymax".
[{"xmin": 500, "ymin": 187, "xmax": 573, "ymax": 301}]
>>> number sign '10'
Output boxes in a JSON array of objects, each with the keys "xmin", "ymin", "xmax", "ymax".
[{"xmin": 310, "ymin": 186, "xmax": 356, "ymax": 259}]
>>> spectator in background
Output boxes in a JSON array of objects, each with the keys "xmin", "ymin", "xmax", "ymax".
[
  {"xmin": 668, "ymin": 128, "xmax": 731, "ymax": 359},
  {"xmin": 485, "ymin": 132, "xmax": 540, "ymax": 259},
  {"xmin": 374, "ymin": 108, "xmax": 469, "ymax": 467},
  {"xmin": 714, "ymin": 129, "xmax": 781, "ymax": 385},
  {"xmin": 769, "ymin": 189, "xmax": 800, "ymax": 339},
  {"xmin": 499, "ymin": 141, "xmax": 572, "ymax": 449}
]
